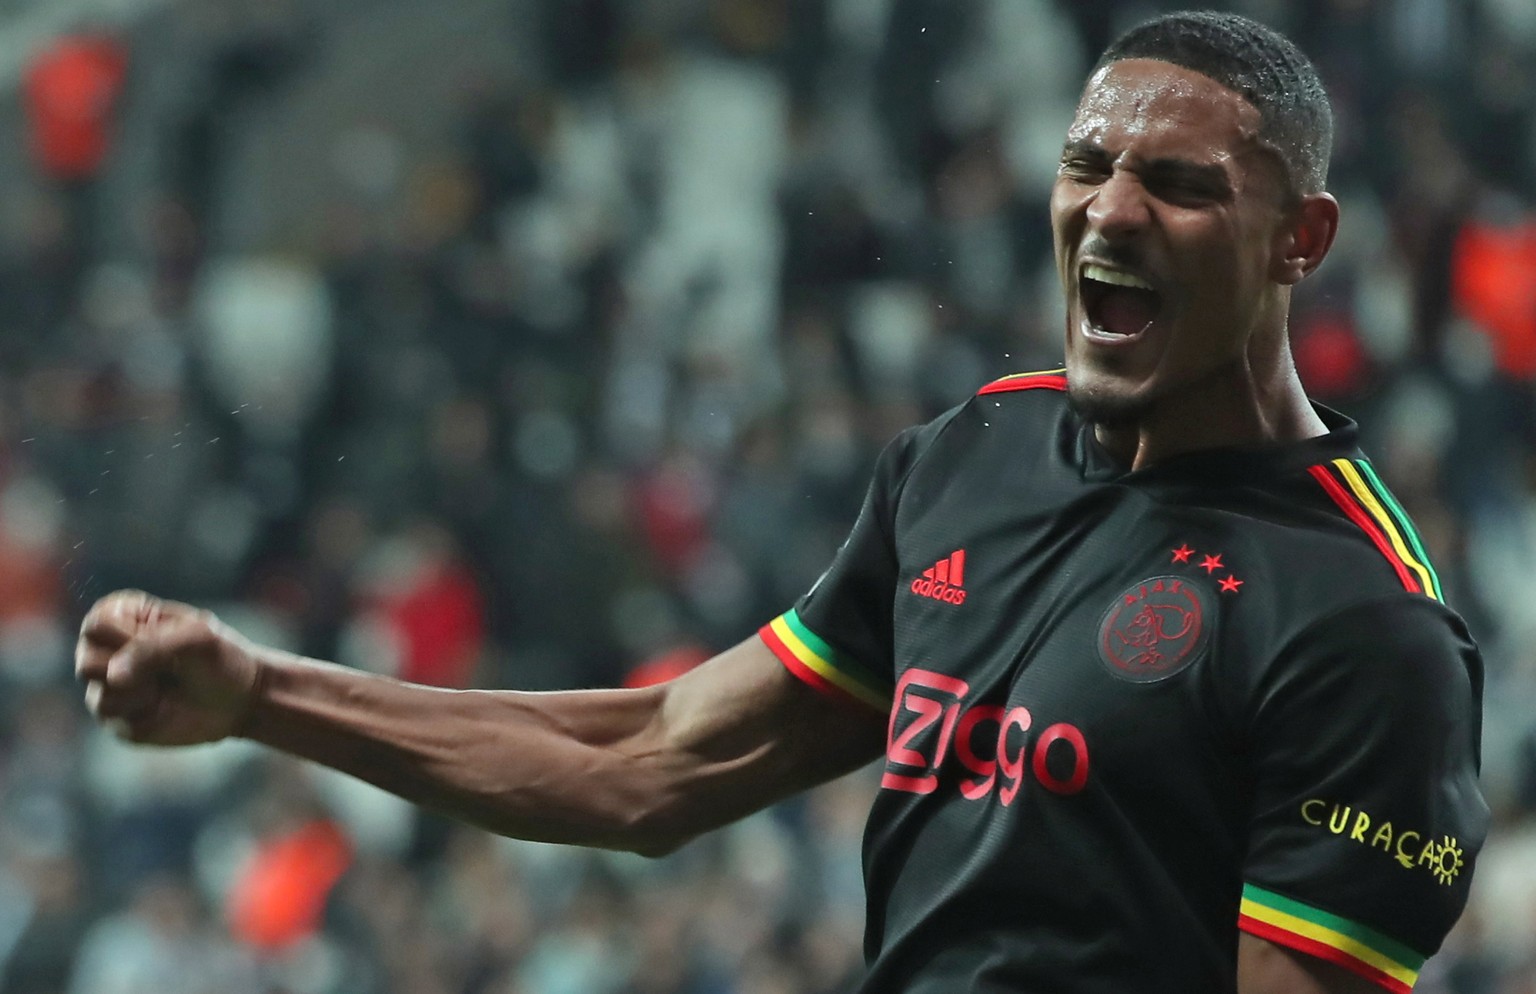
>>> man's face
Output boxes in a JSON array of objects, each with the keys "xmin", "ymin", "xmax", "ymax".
[{"xmin": 1051, "ymin": 58, "xmax": 1290, "ymax": 428}]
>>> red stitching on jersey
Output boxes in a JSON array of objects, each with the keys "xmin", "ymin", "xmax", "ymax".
[{"xmin": 976, "ymin": 372, "xmax": 1067, "ymax": 396}]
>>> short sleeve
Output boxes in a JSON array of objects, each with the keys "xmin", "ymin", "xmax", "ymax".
[
  {"xmin": 758, "ymin": 425, "xmax": 929, "ymax": 714},
  {"xmin": 1239, "ymin": 596, "xmax": 1489, "ymax": 993}
]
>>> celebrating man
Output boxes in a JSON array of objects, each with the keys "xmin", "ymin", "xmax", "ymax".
[{"xmin": 78, "ymin": 11, "xmax": 1485, "ymax": 993}]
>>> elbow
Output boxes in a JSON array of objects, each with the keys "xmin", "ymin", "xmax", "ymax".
[
  {"xmin": 625, "ymin": 834, "xmax": 690, "ymax": 859},
  {"xmin": 616, "ymin": 790, "xmax": 706, "ymax": 858}
]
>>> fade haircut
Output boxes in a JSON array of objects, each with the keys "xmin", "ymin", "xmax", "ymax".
[{"xmin": 1093, "ymin": 10, "xmax": 1333, "ymax": 197}]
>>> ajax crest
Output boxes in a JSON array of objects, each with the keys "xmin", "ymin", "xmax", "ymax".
[{"xmin": 1098, "ymin": 575, "xmax": 1211, "ymax": 682}]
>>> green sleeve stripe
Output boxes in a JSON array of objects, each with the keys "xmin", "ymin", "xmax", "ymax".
[
  {"xmin": 783, "ymin": 609, "xmax": 893, "ymax": 697},
  {"xmin": 782, "ymin": 608, "xmax": 839, "ymax": 664},
  {"xmin": 1355, "ymin": 460, "xmax": 1443, "ymax": 600},
  {"xmin": 1241, "ymin": 884, "xmax": 1425, "ymax": 969}
]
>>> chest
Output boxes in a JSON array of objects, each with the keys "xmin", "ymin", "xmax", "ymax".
[{"xmin": 883, "ymin": 482, "xmax": 1254, "ymax": 805}]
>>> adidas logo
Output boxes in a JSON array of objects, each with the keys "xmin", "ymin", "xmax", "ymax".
[{"xmin": 910, "ymin": 550, "xmax": 968, "ymax": 605}]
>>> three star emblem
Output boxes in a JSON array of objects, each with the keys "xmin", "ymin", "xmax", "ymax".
[{"xmin": 1170, "ymin": 545, "xmax": 1244, "ymax": 594}]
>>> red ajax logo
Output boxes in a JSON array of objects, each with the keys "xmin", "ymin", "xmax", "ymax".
[
  {"xmin": 1097, "ymin": 575, "xmax": 1210, "ymax": 683},
  {"xmin": 882, "ymin": 668, "xmax": 1090, "ymax": 804}
]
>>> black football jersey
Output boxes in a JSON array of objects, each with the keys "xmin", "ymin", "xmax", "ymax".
[{"xmin": 759, "ymin": 371, "xmax": 1487, "ymax": 994}]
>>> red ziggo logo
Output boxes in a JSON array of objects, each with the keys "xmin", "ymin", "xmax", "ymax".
[{"xmin": 883, "ymin": 668, "xmax": 1090, "ymax": 804}]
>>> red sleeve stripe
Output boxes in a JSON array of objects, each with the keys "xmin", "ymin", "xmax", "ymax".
[
  {"xmin": 1238, "ymin": 916, "xmax": 1410, "ymax": 994},
  {"xmin": 758, "ymin": 612, "xmax": 890, "ymax": 713},
  {"xmin": 1307, "ymin": 464, "xmax": 1422, "ymax": 595},
  {"xmin": 976, "ymin": 369, "xmax": 1068, "ymax": 395},
  {"xmin": 1238, "ymin": 884, "xmax": 1424, "ymax": 993}
]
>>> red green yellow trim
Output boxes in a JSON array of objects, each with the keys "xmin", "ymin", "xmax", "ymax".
[
  {"xmin": 1307, "ymin": 464, "xmax": 1424, "ymax": 597},
  {"xmin": 1335, "ymin": 459, "xmax": 1443, "ymax": 601},
  {"xmin": 759, "ymin": 609, "xmax": 891, "ymax": 713},
  {"xmin": 976, "ymin": 368, "xmax": 1067, "ymax": 396},
  {"xmin": 1238, "ymin": 884, "xmax": 1424, "ymax": 993}
]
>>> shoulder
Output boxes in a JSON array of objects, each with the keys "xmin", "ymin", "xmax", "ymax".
[
  {"xmin": 948, "ymin": 366, "xmax": 1073, "ymax": 442},
  {"xmin": 1279, "ymin": 594, "xmax": 1477, "ymax": 674},
  {"xmin": 1243, "ymin": 593, "xmax": 1482, "ymax": 731},
  {"xmin": 1292, "ymin": 457, "xmax": 1445, "ymax": 602},
  {"xmin": 892, "ymin": 367, "xmax": 1076, "ymax": 488},
  {"xmin": 1195, "ymin": 454, "xmax": 1452, "ymax": 632},
  {"xmin": 885, "ymin": 366, "xmax": 1072, "ymax": 468},
  {"xmin": 1189, "ymin": 458, "xmax": 1476, "ymax": 710}
]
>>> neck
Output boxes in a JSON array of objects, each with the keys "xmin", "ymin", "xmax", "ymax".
[{"xmin": 1092, "ymin": 354, "xmax": 1327, "ymax": 471}]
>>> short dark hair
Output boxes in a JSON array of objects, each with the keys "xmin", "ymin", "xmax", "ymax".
[{"xmin": 1093, "ymin": 10, "xmax": 1333, "ymax": 196}]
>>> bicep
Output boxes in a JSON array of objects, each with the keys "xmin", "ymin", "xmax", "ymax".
[
  {"xmin": 647, "ymin": 635, "xmax": 887, "ymax": 837},
  {"xmin": 1237, "ymin": 598, "xmax": 1484, "ymax": 989},
  {"xmin": 1237, "ymin": 933, "xmax": 1385, "ymax": 994}
]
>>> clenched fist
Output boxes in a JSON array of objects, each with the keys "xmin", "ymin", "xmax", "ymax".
[{"xmin": 75, "ymin": 590, "xmax": 266, "ymax": 746}]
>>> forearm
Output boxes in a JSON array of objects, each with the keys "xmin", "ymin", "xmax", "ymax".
[
  {"xmin": 233, "ymin": 639, "xmax": 882, "ymax": 856},
  {"xmin": 240, "ymin": 652, "xmax": 683, "ymax": 853}
]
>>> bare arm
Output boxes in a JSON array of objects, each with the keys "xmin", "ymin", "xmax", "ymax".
[
  {"xmin": 1237, "ymin": 934, "xmax": 1386, "ymax": 994},
  {"xmin": 77, "ymin": 591, "xmax": 887, "ymax": 856}
]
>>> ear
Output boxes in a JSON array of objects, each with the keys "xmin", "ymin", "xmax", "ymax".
[{"xmin": 1271, "ymin": 192, "xmax": 1340, "ymax": 286}]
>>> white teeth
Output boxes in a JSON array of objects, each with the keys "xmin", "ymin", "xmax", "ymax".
[{"xmin": 1082, "ymin": 264, "xmax": 1153, "ymax": 291}]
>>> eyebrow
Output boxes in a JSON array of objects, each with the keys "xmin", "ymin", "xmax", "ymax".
[
  {"xmin": 1060, "ymin": 139, "xmax": 1234, "ymax": 198},
  {"xmin": 1060, "ymin": 139, "xmax": 1112, "ymax": 165}
]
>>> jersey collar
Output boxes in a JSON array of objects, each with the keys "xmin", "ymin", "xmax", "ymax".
[{"xmin": 1076, "ymin": 403, "xmax": 1362, "ymax": 486}]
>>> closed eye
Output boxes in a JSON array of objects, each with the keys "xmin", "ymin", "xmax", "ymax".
[
  {"xmin": 1060, "ymin": 160, "xmax": 1110, "ymax": 183},
  {"xmin": 1142, "ymin": 163, "xmax": 1232, "ymax": 205},
  {"xmin": 1059, "ymin": 140, "xmax": 1112, "ymax": 182}
]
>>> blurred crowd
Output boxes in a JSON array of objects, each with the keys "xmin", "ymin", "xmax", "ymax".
[{"xmin": 0, "ymin": 0, "xmax": 1534, "ymax": 991}]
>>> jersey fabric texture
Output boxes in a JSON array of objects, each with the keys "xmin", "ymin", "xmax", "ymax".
[{"xmin": 758, "ymin": 371, "xmax": 1487, "ymax": 994}]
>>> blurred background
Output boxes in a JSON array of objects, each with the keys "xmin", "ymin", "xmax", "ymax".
[{"xmin": 0, "ymin": 0, "xmax": 1531, "ymax": 991}]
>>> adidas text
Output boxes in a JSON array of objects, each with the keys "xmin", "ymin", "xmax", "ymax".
[{"xmin": 910, "ymin": 578, "xmax": 967, "ymax": 604}]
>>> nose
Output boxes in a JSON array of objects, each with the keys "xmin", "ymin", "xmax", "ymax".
[{"xmin": 1085, "ymin": 169, "xmax": 1151, "ymax": 242}]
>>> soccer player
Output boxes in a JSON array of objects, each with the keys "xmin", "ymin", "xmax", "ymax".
[{"xmin": 76, "ymin": 11, "xmax": 1485, "ymax": 993}]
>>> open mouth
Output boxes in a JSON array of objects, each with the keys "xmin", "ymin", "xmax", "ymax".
[{"xmin": 1080, "ymin": 263, "xmax": 1162, "ymax": 339}]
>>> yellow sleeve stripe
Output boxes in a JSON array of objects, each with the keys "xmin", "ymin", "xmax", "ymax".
[
  {"xmin": 1239, "ymin": 885, "xmax": 1423, "ymax": 993},
  {"xmin": 761, "ymin": 612, "xmax": 891, "ymax": 712},
  {"xmin": 1330, "ymin": 459, "xmax": 1439, "ymax": 601}
]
